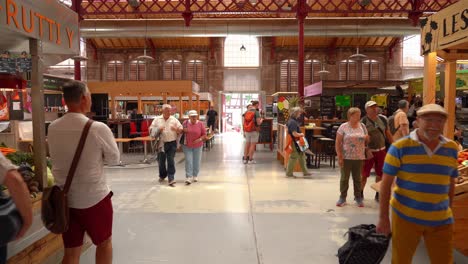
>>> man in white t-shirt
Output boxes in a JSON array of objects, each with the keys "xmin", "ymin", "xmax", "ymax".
[
  {"xmin": 48, "ymin": 81, "xmax": 120, "ymax": 264},
  {"xmin": 150, "ymin": 104, "xmax": 183, "ymax": 187}
]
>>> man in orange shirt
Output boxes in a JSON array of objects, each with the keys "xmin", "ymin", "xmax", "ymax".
[{"xmin": 392, "ymin": 100, "xmax": 410, "ymax": 141}]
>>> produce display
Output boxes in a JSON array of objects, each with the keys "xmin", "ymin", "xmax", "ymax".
[
  {"xmin": 458, "ymin": 150, "xmax": 468, "ymax": 164},
  {"xmin": 0, "ymin": 144, "xmax": 54, "ymax": 198}
]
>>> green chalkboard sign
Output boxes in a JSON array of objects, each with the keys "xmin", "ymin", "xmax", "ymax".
[{"xmin": 335, "ymin": 95, "xmax": 351, "ymax": 107}]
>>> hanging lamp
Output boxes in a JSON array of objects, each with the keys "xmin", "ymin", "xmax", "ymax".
[
  {"xmin": 349, "ymin": 22, "xmax": 367, "ymax": 61},
  {"xmin": 318, "ymin": 61, "xmax": 330, "ymax": 74},
  {"xmin": 136, "ymin": 20, "xmax": 155, "ymax": 61}
]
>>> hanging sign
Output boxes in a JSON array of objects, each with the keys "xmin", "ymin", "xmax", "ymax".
[
  {"xmin": 420, "ymin": 0, "xmax": 468, "ymax": 55},
  {"xmin": 0, "ymin": 0, "xmax": 79, "ymax": 53},
  {"xmin": 304, "ymin": 81, "xmax": 322, "ymax": 97}
]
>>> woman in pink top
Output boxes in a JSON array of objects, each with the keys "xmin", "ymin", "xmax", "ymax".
[
  {"xmin": 182, "ymin": 110, "xmax": 207, "ymax": 184},
  {"xmin": 335, "ymin": 107, "xmax": 369, "ymax": 207}
]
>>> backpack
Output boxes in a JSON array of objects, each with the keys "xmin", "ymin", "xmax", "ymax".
[
  {"xmin": 388, "ymin": 112, "xmax": 400, "ymax": 135},
  {"xmin": 243, "ymin": 111, "xmax": 256, "ymax": 132}
]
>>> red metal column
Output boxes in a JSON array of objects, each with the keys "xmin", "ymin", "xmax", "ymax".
[
  {"xmin": 74, "ymin": 60, "xmax": 81, "ymax": 81},
  {"xmin": 297, "ymin": 0, "xmax": 308, "ymax": 99},
  {"xmin": 72, "ymin": 0, "xmax": 82, "ymax": 81}
]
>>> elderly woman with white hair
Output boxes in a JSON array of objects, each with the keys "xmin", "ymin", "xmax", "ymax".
[
  {"xmin": 149, "ymin": 104, "xmax": 183, "ymax": 187},
  {"xmin": 181, "ymin": 110, "xmax": 207, "ymax": 184},
  {"xmin": 285, "ymin": 106, "xmax": 312, "ymax": 177}
]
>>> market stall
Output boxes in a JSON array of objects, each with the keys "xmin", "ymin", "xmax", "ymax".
[
  {"xmin": 87, "ymin": 80, "xmax": 201, "ymax": 119},
  {"xmin": 421, "ymin": 1, "xmax": 468, "ymax": 255},
  {"xmin": 0, "ymin": 0, "xmax": 80, "ymax": 262}
]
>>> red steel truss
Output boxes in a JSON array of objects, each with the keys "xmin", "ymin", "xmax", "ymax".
[{"xmin": 79, "ymin": 0, "xmax": 459, "ymax": 17}]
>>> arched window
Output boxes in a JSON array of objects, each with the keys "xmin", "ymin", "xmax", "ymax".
[
  {"xmin": 403, "ymin": 35, "xmax": 423, "ymax": 67},
  {"xmin": 339, "ymin": 59, "xmax": 357, "ymax": 80},
  {"xmin": 129, "ymin": 60, "xmax": 147, "ymax": 81},
  {"xmin": 163, "ymin": 60, "xmax": 181, "ymax": 80},
  {"xmin": 224, "ymin": 35, "xmax": 259, "ymax": 67},
  {"xmin": 106, "ymin": 60, "xmax": 124, "ymax": 81},
  {"xmin": 305, "ymin": 59, "xmax": 321, "ymax": 85},
  {"xmin": 362, "ymin": 59, "xmax": 380, "ymax": 80},
  {"xmin": 186, "ymin": 60, "xmax": 204, "ymax": 87},
  {"xmin": 280, "ymin": 59, "xmax": 298, "ymax": 91}
]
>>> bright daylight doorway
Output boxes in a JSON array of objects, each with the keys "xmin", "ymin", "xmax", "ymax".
[{"xmin": 221, "ymin": 92, "xmax": 260, "ymax": 133}]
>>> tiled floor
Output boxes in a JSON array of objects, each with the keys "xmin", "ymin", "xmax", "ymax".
[{"xmin": 81, "ymin": 132, "xmax": 467, "ymax": 264}]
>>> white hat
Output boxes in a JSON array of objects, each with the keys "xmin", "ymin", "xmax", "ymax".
[
  {"xmin": 365, "ymin": 101, "xmax": 378, "ymax": 109},
  {"xmin": 188, "ymin": 110, "xmax": 198, "ymax": 116},
  {"xmin": 417, "ymin": 104, "xmax": 448, "ymax": 117}
]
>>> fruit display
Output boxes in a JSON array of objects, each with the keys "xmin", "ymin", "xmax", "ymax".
[
  {"xmin": 458, "ymin": 151, "xmax": 468, "ymax": 164},
  {"xmin": 17, "ymin": 163, "xmax": 40, "ymax": 198}
]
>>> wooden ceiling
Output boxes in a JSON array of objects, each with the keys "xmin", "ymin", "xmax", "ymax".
[
  {"xmin": 77, "ymin": 0, "xmax": 458, "ymax": 50},
  {"xmin": 90, "ymin": 37, "xmax": 211, "ymax": 49},
  {"xmin": 88, "ymin": 36, "xmax": 397, "ymax": 49}
]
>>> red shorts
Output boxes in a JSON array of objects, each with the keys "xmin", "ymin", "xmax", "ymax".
[
  {"xmin": 362, "ymin": 149, "xmax": 386, "ymax": 178},
  {"xmin": 62, "ymin": 192, "xmax": 113, "ymax": 248}
]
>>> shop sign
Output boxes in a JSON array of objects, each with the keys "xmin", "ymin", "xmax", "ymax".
[
  {"xmin": 304, "ymin": 81, "xmax": 322, "ymax": 97},
  {"xmin": 421, "ymin": 0, "xmax": 468, "ymax": 55},
  {"xmin": 0, "ymin": 0, "xmax": 79, "ymax": 53}
]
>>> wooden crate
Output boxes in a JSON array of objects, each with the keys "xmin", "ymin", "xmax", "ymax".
[{"xmin": 453, "ymin": 195, "xmax": 468, "ymax": 256}]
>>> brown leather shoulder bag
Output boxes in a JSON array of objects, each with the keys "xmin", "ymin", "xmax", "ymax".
[{"xmin": 41, "ymin": 119, "xmax": 93, "ymax": 234}]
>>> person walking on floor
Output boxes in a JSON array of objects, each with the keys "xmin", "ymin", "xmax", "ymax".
[
  {"xmin": 0, "ymin": 154, "xmax": 32, "ymax": 264},
  {"xmin": 48, "ymin": 81, "xmax": 120, "ymax": 264},
  {"xmin": 392, "ymin": 100, "xmax": 410, "ymax": 141},
  {"xmin": 361, "ymin": 101, "xmax": 393, "ymax": 201},
  {"xmin": 377, "ymin": 104, "xmax": 458, "ymax": 264},
  {"xmin": 182, "ymin": 110, "xmax": 207, "ymax": 185},
  {"xmin": 243, "ymin": 102, "xmax": 263, "ymax": 164},
  {"xmin": 285, "ymin": 107, "xmax": 312, "ymax": 177},
  {"xmin": 150, "ymin": 104, "xmax": 183, "ymax": 187},
  {"xmin": 335, "ymin": 107, "xmax": 368, "ymax": 207},
  {"xmin": 205, "ymin": 106, "xmax": 218, "ymax": 133}
]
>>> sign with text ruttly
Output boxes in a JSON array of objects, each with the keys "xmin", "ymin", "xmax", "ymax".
[{"xmin": 0, "ymin": 0, "xmax": 79, "ymax": 53}]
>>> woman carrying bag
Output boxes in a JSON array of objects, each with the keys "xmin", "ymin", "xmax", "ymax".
[
  {"xmin": 182, "ymin": 110, "xmax": 207, "ymax": 185},
  {"xmin": 335, "ymin": 107, "xmax": 369, "ymax": 207}
]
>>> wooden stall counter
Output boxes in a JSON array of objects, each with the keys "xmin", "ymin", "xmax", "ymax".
[
  {"xmin": 276, "ymin": 124, "xmax": 306, "ymax": 172},
  {"xmin": 7, "ymin": 194, "xmax": 92, "ymax": 263}
]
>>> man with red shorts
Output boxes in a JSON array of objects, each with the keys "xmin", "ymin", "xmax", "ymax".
[
  {"xmin": 361, "ymin": 101, "xmax": 393, "ymax": 201},
  {"xmin": 48, "ymin": 81, "xmax": 120, "ymax": 264}
]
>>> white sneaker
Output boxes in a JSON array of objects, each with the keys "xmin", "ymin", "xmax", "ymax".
[
  {"xmin": 185, "ymin": 178, "xmax": 192, "ymax": 185},
  {"xmin": 193, "ymin": 177, "xmax": 198, "ymax": 182},
  {"xmin": 248, "ymin": 159, "xmax": 256, "ymax": 164}
]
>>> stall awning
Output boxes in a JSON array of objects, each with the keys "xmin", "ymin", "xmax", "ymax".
[{"xmin": 0, "ymin": 73, "xmax": 26, "ymax": 89}]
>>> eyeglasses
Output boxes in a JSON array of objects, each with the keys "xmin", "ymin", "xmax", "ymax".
[{"xmin": 419, "ymin": 117, "xmax": 446, "ymax": 124}]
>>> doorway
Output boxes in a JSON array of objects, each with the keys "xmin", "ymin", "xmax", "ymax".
[{"xmin": 221, "ymin": 92, "xmax": 260, "ymax": 133}]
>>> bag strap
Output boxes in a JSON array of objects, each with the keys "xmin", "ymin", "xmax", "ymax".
[{"xmin": 63, "ymin": 119, "xmax": 94, "ymax": 194}]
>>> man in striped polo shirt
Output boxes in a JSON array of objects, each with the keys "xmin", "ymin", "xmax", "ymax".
[{"xmin": 377, "ymin": 104, "xmax": 458, "ymax": 263}]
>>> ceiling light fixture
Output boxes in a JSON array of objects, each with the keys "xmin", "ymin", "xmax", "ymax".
[
  {"xmin": 136, "ymin": 19, "xmax": 155, "ymax": 61},
  {"xmin": 349, "ymin": 22, "xmax": 367, "ymax": 61},
  {"xmin": 240, "ymin": 44, "xmax": 246, "ymax": 52}
]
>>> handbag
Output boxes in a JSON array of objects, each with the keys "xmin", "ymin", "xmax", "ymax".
[
  {"xmin": 41, "ymin": 119, "xmax": 93, "ymax": 234},
  {"xmin": 179, "ymin": 120, "xmax": 187, "ymax": 146},
  {"xmin": 337, "ymin": 224, "xmax": 391, "ymax": 264},
  {"xmin": 0, "ymin": 191, "xmax": 23, "ymax": 246}
]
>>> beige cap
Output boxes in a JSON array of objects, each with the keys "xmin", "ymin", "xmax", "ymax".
[
  {"xmin": 365, "ymin": 101, "xmax": 378, "ymax": 109},
  {"xmin": 188, "ymin": 110, "xmax": 198, "ymax": 116},
  {"xmin": 417, "ymin": 104, "xmax": 447, "ymax": 117}
]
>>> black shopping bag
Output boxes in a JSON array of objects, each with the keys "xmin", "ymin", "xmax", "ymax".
[{"xmin": 337, "ymin": 224, "xmax": 391, "ymax": 264}]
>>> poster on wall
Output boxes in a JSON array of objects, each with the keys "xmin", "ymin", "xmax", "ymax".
[{"xmin": 0, "ymin": 92, "xmax": 9, "ymax": 121}]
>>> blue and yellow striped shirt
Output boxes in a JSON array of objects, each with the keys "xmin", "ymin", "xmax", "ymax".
[{"xmin": 383, "ymin": 130, "xmax": 458, "ymax": 226}]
